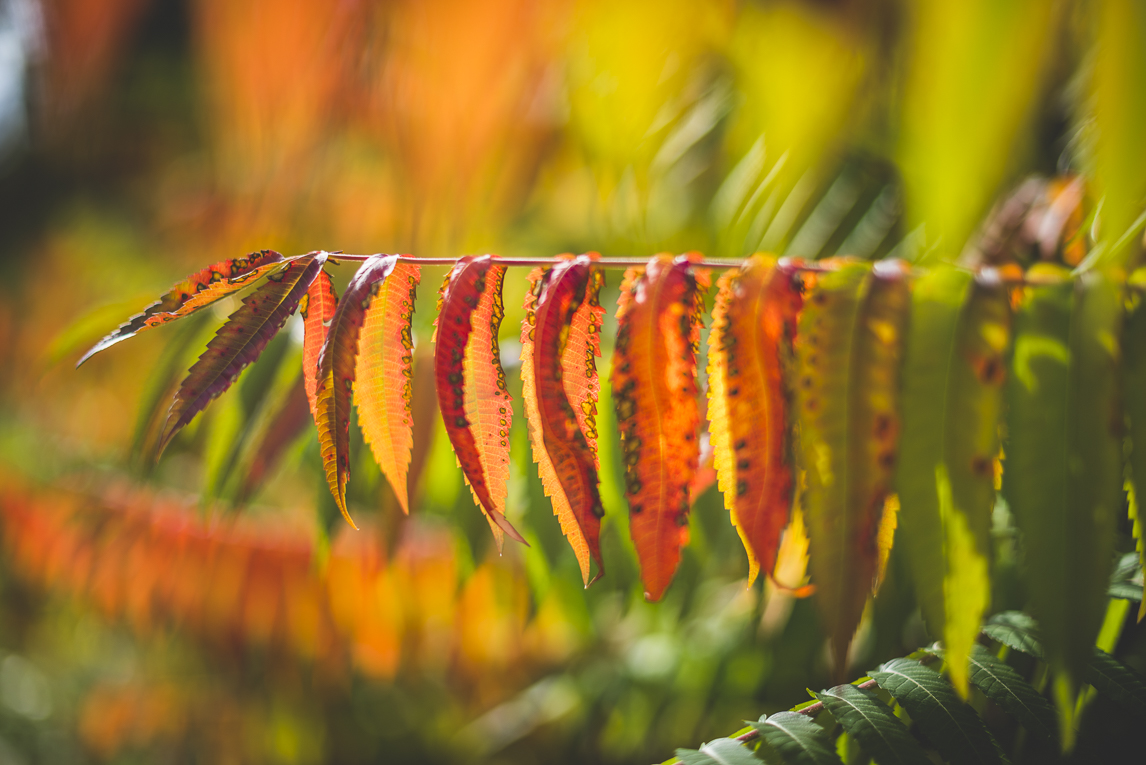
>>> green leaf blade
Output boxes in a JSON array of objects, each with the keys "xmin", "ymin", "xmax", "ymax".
[
  {"xmin": 964, "ymin": 644, "xmax": 1057, "ymax": 744},
  {"xmin": 675, "ymin": 738, "xmax": 762, "ymax": 765},
  {"xmin": 751, "ymin": 711, "xmax": 843, "ymax": 765},
  {"xmin": 815, "ymin": 684, "xmax": 931, "ymax": 765},
  {"xmin": 1085, "ymin": 649, "xmax": 1146, "ymax": 721}
]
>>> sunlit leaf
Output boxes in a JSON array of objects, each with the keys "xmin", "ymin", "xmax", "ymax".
[
  {"xmin": 1122, "ymin": 268, "xmax": 1146, "ymax": 619},
  {"xmin": 521, "ymin": 256, "xmax": 606, "ymax": 584},
  {"xmin": 675, "ymin": 738, "xmax": 760, "ymax": 765},
  {"xmin": 434, "ymin": 256, "xmax": 525, "ymax": 549},
  {"xmin": 612, "ymin": 253, "xmax": 706, "ymax": 601},
  {"xmin": 78, "ymin": 249, "xmax": 285, "ymax": 367},
  {"xmin": 751, "ymin": 711, "xmax": 841, "ymax": 765},
  {"xmin": 159, "ymin": 253, "xmax": 325, "ymax": 454},
  {"xmin": 300, "ymin": 268, "xmax": 338, "ymax": 418}
]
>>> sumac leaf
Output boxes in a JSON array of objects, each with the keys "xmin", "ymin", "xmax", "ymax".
[
  {"xmin": 300, "ymin": 268, "xmax": 339, "ymax": 418},
  {"xmin": 521, "ymin": 256, "xmax": 605, "ymax": 584},
  {"xmin": 750, "ymin": 711, "xmax": 842, "ymax": 765},
  {"xmin": 612, "ymin": 254, "xmax": 706, "ymax": 601},
  {"xmin": 159, "ymin": 253, "xmax": 325, "ymax": 454},
  {"xmin": 1087, "ymin": 648, "xmax": 1146, "ymax": 721},
  {"xmin": 815, "ymin": 684, "xmax": 931, "ymax": 765},
  {"xmin": 896, "ymin": 265, "xmax": 1010, "ymax": 697},
  {"xmin": 314, "ymin": 254, "xmax": 402, "ymax": 527},
  {"xmin": 674, "ymin": 738, "xmax": 761, "ymax": 765},
  {"xmin": 796, "ymin": 259, "xmax": 910, "ymax": 674},
  {"xmin": 1123, "ymin": 267, "xmax": 1146, "ymax": 618},
  {"xmin": 1003, "ymin": 264, "xmax": 1122, "ymax": 741},
  {"xmin": 962, "ymin": 644, "xmax": 1057, "ymax": 744},
  {"xmin": 79, "ymin": 249, "xmax": 285, "ymax": 367},
  {"xmin": 355, "ymin": 263, "xmax": 421, "ymax": 514},
  {"xmin": 707, "ymin": 254, "xmax": 803, "ymax": 584},
  {"xmin": 434, "ymin": 256, "xmax": 524, "ymax": 549}
]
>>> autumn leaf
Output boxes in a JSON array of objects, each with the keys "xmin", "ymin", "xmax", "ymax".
[
  {"xmin": 300, "ymin": 268, "xmax": 339, "ymax": 418},
  {"xmin": 78, "ymin": 249, "xmax": 285, "ymax": 367},
  {"xmin": 159, "ymin": 253, "xmax": 326, "ymax": 454},
  {"xmin": 314, "ymin": 254, "xmax": 403, "ymax": 527},
  {"xmin": 612, "ymin": 253, "xmax": 706, "ymax": 601},
  {"xmin": 434, "ymin": 256, "xmax": 525, "ymax": 549},
  {"xmin": 355, "ymin": 262, "xmax": 421, "ymax": 514},
  {"xmin": 707, "ymin": 254, "xmax": 803, "ymax": 585},
  {"xmin": 521, "ymin": 255, "xmax": 606, "ymax": 585}
]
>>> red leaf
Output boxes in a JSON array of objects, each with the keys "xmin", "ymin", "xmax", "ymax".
[
  {"xmin": 300, "ymin": 268, "xmax": 339, "ymax": 419},
  {"xmin": 611, "ymin": 253, "xmax": 706, "ymax": 601},
  {"xmin": 314, "ymin": 255, "xmax": 401, "ymax": 528},
  {"xmin": 78, "ymin": 250, "xmax": 284, "ymax": 367},
  {"xmin": 355, "ymin": 262, "xmax": 422, "ymax": 514},
  {"xmin": 521, "ymin": 255, "xmax": 605, "ymax": 585},
  {"xmin": 434, "ymin": 256, "xmax": 525, "ymax": 550},
  {"xmin": 159, "ymin": 253, "xmax": 325, "ymax": 454},
  {"xmin": 707, "ymin": 256, "xmax": 804, "ymax": 584}
]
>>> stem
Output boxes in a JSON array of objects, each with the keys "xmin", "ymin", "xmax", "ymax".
[
  {"xmin": 331, "ymin": 253, "xmax": 755, "ymax": 269},
  {"xmin": 732, "ymin": 678, "xmax": 880, "ymax": 745}
]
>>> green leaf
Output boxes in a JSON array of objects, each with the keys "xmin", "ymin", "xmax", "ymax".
[
  {"xmin": 675, "ymin": 738, "xmax": 761, "ymax": 765},
  {"xmin": 1122, "ymin": 273, "xmax": 1146, "ymax": 618},
  {"xmin": 946, "ymin": 644, "xmax": 1057, "ymax": 744},
  {"xmin": 815, "ymin": 684, "xmax": 931, "ymax": 765},
  {"xmin": 870, "ymin": 657, "xmax": 1007, "ymax": 765},
  {"xmin": 1003, "ymin": 266, "xmax": 1123, "ymax": 744},
  {"xmin": 981, "ymin": 611, "xmax": 1044, "ymax": 659},
  {"xmin": 1085, "ymin": 649, "xmax": 1146, "ymax": 721},
  {"xmin": 751, "ymin": 712, "xmax": 843, "ymax": 765},
  {"xmin": 1108, "ymin": 551, "xmax": 1144, "ymax": 603},
  {"xmin": 896, "ymin": 265, "xmax": 1008, "ymax": 697}
]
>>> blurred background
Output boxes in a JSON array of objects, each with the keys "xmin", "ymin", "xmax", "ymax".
[{"xmin": 0, "ymin": 0, "xmax": 1142, "ymax": 762}]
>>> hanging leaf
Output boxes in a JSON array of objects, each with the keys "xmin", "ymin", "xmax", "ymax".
[
  {"xmin": 78, "ymin": 249, "xmax": 285, "ymax": 367},
  {"xmin": 750, "ymin": 711, "xmax": 842, "ymax": 765},
  {"xmin": 159, "ymin": 253, "xmax": 325, "ymax": 454},
  {"xmin": 355, "ymin": 263, "xmax": 421, "ymax": 514},
  {"xmin": 815, "ymin": 684, "xmax": 931, "ymax": 765},
  {"xmin": 612, "ymin": 253, "xmax": 706, "ymax": 601},
  {"xmin": 314, "ymin": 255, "xmax": 401, "ymax": 527},
  {"xmin": 1004, "ymin": 264, "xmax": 1123, "ymax": 742},
  {"xmin": 707, "ymin": 255, "xmax": 803, "ymax": 584},
  {"xmin": 300, "ymin": 268, "xmax": 339, "ymax": 418},
  {"xmin": 1122, "ymin": 268, "xmax": 1146, "ymax": 619},
  {"xmin": 896, "ymin": 265, "xmax": 1010, "ymax": 697},
  {"xmin": 870, "ymin": 657, "xmax": 1006, "ymax": 765},
  {"xmin": 674, "ymin": 738, "xmax": 760, "ymax": 765},
  {"xmin": 521, "ymin": 256, "xmax": 606, "ymax": 584},
  {"xmin": 796, "ymin": 259, "xmax": 910, "ymax": 674},
  {"xmin": 434, "ymin": 256, "xmax": 524, "ymax": 549}
]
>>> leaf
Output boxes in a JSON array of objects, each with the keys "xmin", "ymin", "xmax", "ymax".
[
  {"xmin": 870, "ymin": 657, "xmax": 1007, "ymax": 765},
  {"xmin": 300, "ymin": 268, "xmax": 339, "ymax": 418},
  {"xmin": 707, "ymin": 255, "xmax": 803, "ymax": 584},
  {"xmin": 1003, "ymin": 265, "xmax": 1123, "ymax": 740},
  {"xmin": 1123, "ymin": 270, "xmax": 1146, "ymax": 619},
  {"xmin": 78, "ymin": 249, "xmax": 285, "ymax": 367},
  {"xmin": 314, "ymin": 254, "xmax": 402, "ymax": 527},
  {"xmin": 896, "ymin": 265, "xmax": 1009, "ymax": 697},
  {"xmin": 1108, "ymin": 551, "xmax": 1144, "ymax": 604},
  {"xmin": 434, "ymin": 256, "xmax": 525, "ymax": 549},
  {"xmin": 159, "ymin": 253, "xmax": 325, "ymax": 454},
  {"xmin": 1086, "ymin": 648, "xmax": 1146, "ymax": 721},
  {"xmin": 355, "ymin": 262, "xmax": 421, "ymax": 514},
  {"xmin": 981, "ymin": 610, "xmax": 1044, "ymax": 659},
  {"xmin": 675, "ymin": 738, "xmax": 761, "ymax": 765},
  {"xmin": 521, "ymin": 256, "xmax": 606, "ymax": 585},
  {"xmin": 815, "ymin": 684, "xmax": 932, "ymax": 765},
  {"xmin": 750, "ymin": 711, "xmax": 842, "ymax": 765},
  {"xmin": 612, "ymin": 253, "xmax": 707, "ymax": 601},
  {"xmin": 796, "ymin": 259, "xmax": 910, "ymax": 674}
]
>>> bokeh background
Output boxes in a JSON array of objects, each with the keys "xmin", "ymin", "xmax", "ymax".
[{"xmin": 0, "ymin": 0, "xmax": 1142, "ymax": 762}]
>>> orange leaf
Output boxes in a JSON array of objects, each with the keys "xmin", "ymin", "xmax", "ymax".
[
  {"xmin": 355, "ymin": 263, "xmax": 421, "ymax": 514},
  {"xmin": 707, "ymin": 255, "xmax": 804, "ymax": 585},
  {"xmin": 521, "ymin": 256, "xmax": 605, "ymax": 585},
  {"xmin": 315, "ymin": 255, "xmax": 402, "ymax": 527},
  {"xmin": 612, "ymin": 254, "xmax": 707, "ymax": 601},
  {"xmin": 159, "ymin": 253, "xmax": 325, "ymax": 454},
  {"xmin": 78, "ymin": 250, "xmax": 284, "ymax": 366},
  {"xmin": 434, "ymin": 256, "xmax": 525, "ymax": 549},
  {"xmin": 299, "ymin": 268, "xmax": 339, "ymax": 419}
]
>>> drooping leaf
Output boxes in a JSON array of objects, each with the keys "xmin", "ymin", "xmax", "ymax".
[
  {"xmin": 896, "ymin": 265, "xmax": 1010, "ymax": 697},
  {"xmin": 521, "ymin": 256, "xmax": 606, "ymax": 584},
  {"xmin": 355, "ymin": 262, "xmax": 421, "ymax": 514},
  {"xmin": 1086, "ymin": 648, "xmax": 1146, "ymax": 721},
  {"xmin": 707, "ymin": 255, "xmax": 803, "ymax": 584},
  {"xmin": 982, "ymin": 610, "xmax": 1044, "ymax": 659},
  {"xmin": 159, "ymin": 253, "xmax": 325, "ymax": 454},
  {"xmin": 434, "ymin": 255, "xmax": 524, "ymax": 549},
  {"xmin": 78, "ymin": 249, "xmax": 285, "ymax": 367},
  {"xmin": 300, "ymin": 268, "xmax": 339, "ymax": 418},
  {"xmin": 314, "ymin": 254, "xmax": 401, "ymax": 527},
  {"xmin": 1122, "ymin": 268, "xmax": 1146, "ymax": 619},
  {"xmin": 870, "ymin": 657, "xmax": 1007, "ymax": 765},
  {"xmin": 1003, "ymin": 264, "xmax": 1123, "ymax": 741},
  {"xmin": 796, "ymin": 259, "xmax": 910, "ymax": 674},
  {"xmin": 750, "ymin": 711, "xmax": 842, "ymax": 765},
  {"xmin": 815, "ymin": 684, "xmax": 931, "ymax": 765},
  {"xmin": 674, "ymin": 738, "xmax": 761, "ymax": 765},
  {"xmin": 612, "ymin": 253, "xmax": 706, "ymax": 601}
]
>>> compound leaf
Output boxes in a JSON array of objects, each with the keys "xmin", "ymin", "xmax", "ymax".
[{"xmin": 815, "ymin": 683, "xmax": 931, "ymax": 765}]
